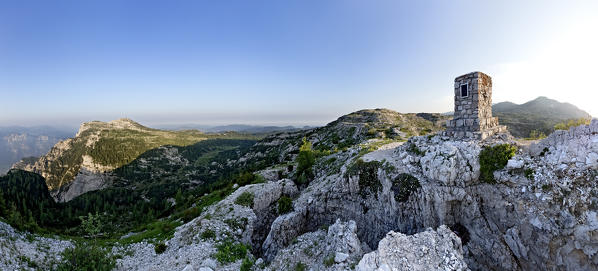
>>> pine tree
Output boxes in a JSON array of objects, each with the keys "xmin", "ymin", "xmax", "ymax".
[
  {"xmin": 8, "ymin": 203, "xmax": 22, "ymax": 229},
  {"xmin": 175, "ymin": 189, "xmax": 184, "ymax": 208},
  {"xmin": 0, "ymin": 191, "xmax": 7, "ymax": 217}
]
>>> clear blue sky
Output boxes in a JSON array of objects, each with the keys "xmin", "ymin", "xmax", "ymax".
[{"xmin": 1, "ymin": 0, "xmax": 596, "ymax": 127}]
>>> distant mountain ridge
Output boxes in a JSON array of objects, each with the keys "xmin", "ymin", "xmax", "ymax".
[
  {"xmin": 493, "ymin": 96, "xmax": 591, "ymax": 138},
  {"xmin": 0, "ymin": 126, "xmax": 73, "ymax": 175},
  {"xmin": 156, "ymin": 124, "xmax": 313, "ymax": 134}
]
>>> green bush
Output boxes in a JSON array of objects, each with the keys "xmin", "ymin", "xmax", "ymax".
[
  {"xmin": 407, "ymin": 143, "xmax": 425, "ymax": 156},
  {"xmin": 182, "ymin": 206, "xmax": 202, "ymax": 223},
  {"xmin": 554, "ymin": 118, "xmax": 591, "ymax": 131},
  {"xmin": 540, "ymin": 147, "xmax": 549, "ymax": 157},
  {"xmin": 213, "ymin": 240, "xmax": 248, "ymax": 264},
  {"xmin": 367, "ymin": 128, "xmax": 377, "ymax": 136},
  {"xmin": 392, "ymin": 173, "xmax": 421, "ymax": 202},
  {"xmin": 294, "ymin": 262, "xmax": 307, "ymax": 271},
  {"xmin": 200, "ymin": 229, "xmax": 216, "ymax": 240},
  {"xmin": 524, "ymin": 168, "xmax": 535, "ymax": 180},
  {"xmin": 234, "ymin": 172, "xmax": 266, "ymax": 186},
  {"xmin": 154, "ymin": 242, "xmax": 167, "ymax": 254},
  {"xmin": 323, "ymin": 255, "xmax": 335, "ymax": 267},
  {"xmin": 479, "ymin": 144, "xmax": 517, "ymax": 184},
  {"xmin": 224, "ymin": 217, "xmax": 248, "ymax": 231},
  {"xmin": 57, "ymin": 242, "xmax": 116, "ymax": 271},
  {"xmin": 277, "ymin": 196, "xmax": 293, "ymax": 214},
  {"xmin": 528, "ymin": 130, "xmax": 546, "ymax": 140},
  {"xmin": 240, "ymin": 257, "xmax": 254, "ymax": 271},
  {"xmin": 296, "ymin": 138, "xmax": 315, "ymax": 185},
  {"xmin": 345, "ymin": 159, "xmax": 382, "ymax": 198},
  {"xmin": 235, "ymin": 192, "xmax": 254, "ymax": 208}
]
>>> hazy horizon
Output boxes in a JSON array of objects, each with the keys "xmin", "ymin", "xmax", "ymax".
[
  {"xmin": 2, "ymin": 1, "xmax": 597, "ymax": 127},
  {"xmin": 0, "ymin": 95, "xmax": 594, "ymax": 130}
]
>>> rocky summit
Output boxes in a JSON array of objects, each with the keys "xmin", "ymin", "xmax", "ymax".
[{"xmin": 1, "ymin": 111, "xmax": 597, "ymax": 271}]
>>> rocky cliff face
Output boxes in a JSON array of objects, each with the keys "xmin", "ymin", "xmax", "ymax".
[
  {"xmin": 13, "ymin": 118, "xmax": 207, "ymax": 201},
  {"xmin": 259, "ymin": 119, "xmax": 598, "ymax": 270}
]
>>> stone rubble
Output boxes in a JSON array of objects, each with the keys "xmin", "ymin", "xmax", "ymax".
[
  {"xmin": 357, "ymin": 225, "xmax": 469, "ymax": 271},
  {"xmin": 0, "ymin": 221, "xmax": 73, "ymax": 271}
]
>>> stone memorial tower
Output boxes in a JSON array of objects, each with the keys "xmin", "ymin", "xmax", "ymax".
[{"xmin": 445, "ymin": 71, "xmax": 507, "ymax": 139}]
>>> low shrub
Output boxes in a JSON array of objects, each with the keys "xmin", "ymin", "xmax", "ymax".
[
  {"xmin": 200, "ymin": 229, "xmax": 216, "ymax": 240},
  {"xmin": 154, "ymin": 242, "xmax": 167, "ymax": 254},
  {"xmin": 323, "ymin": 254, "xmax": 335, "ymax": 267},
  {"xmin": 234, "ymin": 192, "xmax": 254, "ymax": 208},
  {"xmin": 345, "ymin": 159, "xmax": 382, "ymax": 198},
  {"xmin": 524, "ymin": 168, "xmax": 535, "ymax": 180},
  {"xmin": 277, "ymin": 196, "xmax": 293, "ymax": 214},
  {"xmin": 213, "ymin": 240, "xmax": 248, "ymax": 264},
  {"xmin": 57, "ymin": 242, "xmax": 116, "ymax": 271},
  {"xmin": 224, "ymin": 217, "xmax": 248, "ymax": 231},
  {"xmin": 407, "ymin": 143, "xmax": 425, "ymax": 156},
  {"xmin": 392, "ymin": 173, "xmax": 421, "ymax": 202},
  {"xmin": 294, "ymin": 262, "xmax": 307, "ymax": 271},
  {"xmin": 235, "ymin": 172, "xmax": 266, "ymax": 186},
  {"xmin": 182, "ymin": 207, "xmax": 202, "ymax": 223},
  {"xmin": 527, "ymin": 130, "xmax": 546, "ymax": 140},
  {"xmin": 479, "ymin": 144, "xmax": 517, "ymax": 184},
  {"xmin": 240, "ymin": 257, "xmax": 254, "ymax": 271},
  {"xmin": 554, "ymin": 118, "xmax": 591, "ymax": 131},
  {"xmin": 539, "ymin": 147, "xmax": 549, "ymax": 157}
]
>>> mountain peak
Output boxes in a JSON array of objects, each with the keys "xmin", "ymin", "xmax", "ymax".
[
  {"xmin": 76, "ymin": 118, "xmax": 149, "ymax": 137},
  {"xmin": 525, "ymin": 96, "xmax": 559, "ymax": 105},
  {"xmin": 493, "ymin": 96, "xmax": 591, "ymax": 137},
  {"xmin": 110, "ymin": 118, "xmax": 138, "ymax": 124},
  {"xmin": 107, "ymin": 118, "xmax": 145, "ymax": 129}
]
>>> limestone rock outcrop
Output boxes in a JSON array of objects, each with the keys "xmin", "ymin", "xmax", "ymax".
[
  {"xmin": 259, "ymin": 120, "xmax": 598, "ymax": 270},
  {"xmin": 357, "ymin": 225, "xmax": 469, "ymax": 271}
]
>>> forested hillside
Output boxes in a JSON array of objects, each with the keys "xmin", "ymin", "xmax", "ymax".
[{"xmin": 13, "ymin": 119, "xmax": 261, "ymax": 201}]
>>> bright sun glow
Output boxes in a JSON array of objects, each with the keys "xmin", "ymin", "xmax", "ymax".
[{"xmin": 492, "ymin": 16, "xmax": 598, "ymax": 116}]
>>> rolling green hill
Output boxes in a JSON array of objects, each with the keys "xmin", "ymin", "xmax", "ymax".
[{"xmin": 493, "ymin": 97, "xmax": 591, "ymax": 138}]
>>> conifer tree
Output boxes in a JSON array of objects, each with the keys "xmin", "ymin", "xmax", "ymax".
[{"xmin": 0, "ymin": 191, "xmax": 7, "ymax": 217}]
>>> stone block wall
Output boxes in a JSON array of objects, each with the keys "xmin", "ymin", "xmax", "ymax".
[{"xmin": 445, "ymin": 71, "xmax": 507, "ymax": 139}]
